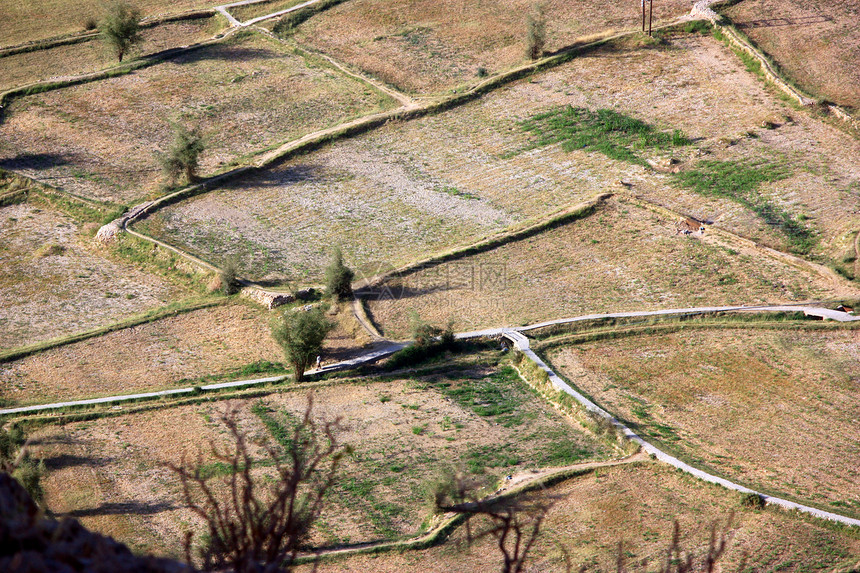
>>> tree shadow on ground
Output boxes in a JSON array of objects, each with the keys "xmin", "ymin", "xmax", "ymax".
[
  {"xmin": 220, "ymin": 163, "xmax": 323, "ymax": 190},
  {"xmin": 0, "ymin": 152, "xmax": 72, "ymax": 171},
  {"xmin": 43, "ymin": 454, "xmax": 111, "ymax": 472},
  {"xmin": 167, "ymin": 44, "xmax": 283, "ymax": 66},
  {"xmin": 736, "ymin": 15, "xmax": 832, "ymax": 28},
  {"xmin": 62, "ymin": 501, "xmax": 177, "ymax": 518}
]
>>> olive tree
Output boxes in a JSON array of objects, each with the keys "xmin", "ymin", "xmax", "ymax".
[
  {"xmin": 98, "ymin": 2, "xmax": 142, "ymax": 63},
  {"xmin": 158, "ymin": 124, "xmax": 205, "ymax": 185},
  {"xmin": 271, "ymin": 308, "xmax": 333, "ymax": 382}
]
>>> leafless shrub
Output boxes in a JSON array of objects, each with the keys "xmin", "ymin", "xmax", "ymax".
[
  {"xmin": 433, "ymin": 471, "xmax": 562, "ymax": 573},
  {"xmin": 168, "ymin": 398, "xmax": 348, "ymax": 573}
]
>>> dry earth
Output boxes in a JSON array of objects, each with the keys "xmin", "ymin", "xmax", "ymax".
[
  {"xmin": 291, "ymin": 0, "xmax": 694, "ymax": 94},
  {"xmin": 0, "ymin": 202, "xmax": 185, "ymax": 350},
  {"xmin": 0, "ymin": 17, "xmax": 224, "ymax": 92},
  {"xmin": 366, "ymin": 198, "xmax": 848, "ymax": 338},
  {"xmin": 142, "ymin": 31, "xmax": 860, "ymax": 282},
  {"xmin": 31, "ymin": 366, "xmax": 611, "ymax": 555},
  {"xmin": 549, "ymin": 327, "xmax": 860, "ymax": 516},
  {"xmin": 228, "ymin": 0, "xmax": 306, "ymax": 22},
  {"xmin": 722, "ymin": 0, "xmax": 860, "ymax": 109},
  {"xmin": 297, "ymin": 462, "xmax": 860, "ymax": 572},
  {"xmin": 0, "ymin": 0, "xmax": 215, "ymax": 47},
  {"xmin": 0, "ymin": 31, "xmax": 396, "ymax": 204},
  {"xmin": 0, "ymin": 304, "xmax": 282, "ymax": 406}
]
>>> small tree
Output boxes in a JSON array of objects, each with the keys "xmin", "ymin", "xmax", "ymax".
[
  {"xmin": 271, "ymin": 308, "xmax": 333, "ymax": 382},
  {"xmin": 219, "ymin": 257, "xmax": 240, "ymax": 295},
  {"xmin": 169, "ymin": 400, "xmax": 348, "ymax": 573},
  {"xmin": 98, "ymin": 2, "xmax": 142, "ymax": 63},
  {"xmin": 159, "ymin": 124, "xmax": 205, "ymax": 185},
  {"xmin": 324, "ymin": 248, "xmax": 354, "ymax": 301},
  {"xmin": 525, "ymin": 4, "xmax": 547, "ymax": 60}
]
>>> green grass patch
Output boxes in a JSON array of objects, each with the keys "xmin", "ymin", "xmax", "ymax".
[
  {"xmin": 671, "ymin": 160, "xmax": 814, "ymax": 253},
  {"xmin": 514, "ymin": 106, "xmax": 691, "ymax": 165},
  {"xmin": 429, "ymin": 366, "xmax": 525, "ymax": 428}
]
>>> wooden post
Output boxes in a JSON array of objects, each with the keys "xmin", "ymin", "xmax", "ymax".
[
  {"xmin": 648, "ymin": 0, "xmax": 653, "ymax": 36},
  {"xmin": 642, "ymin": 0, "xmax": 646, "ymax": 32}
]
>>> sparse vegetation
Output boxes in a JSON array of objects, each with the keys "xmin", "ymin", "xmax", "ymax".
[{"xmin": 672, "ymin": 160, "xmax": 814, "ymax": 253}]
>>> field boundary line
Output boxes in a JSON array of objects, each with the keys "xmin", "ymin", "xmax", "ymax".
[
  {"xmin": 0, "ymin": 342, "xmax": 403, "ymax": 417},
  {"xmin": 0, "ymin": 298, "xmax": 225, "ymax": 364},
  {"xmin": 0, "ymin": 9, "xmax": 217, "ymax": 59},
  {"xmin": 622, "ymin": 195, "xmax": 860, "ymax": 293},
  {"xmin": 355, "ymin": 194, "xmax": 611, "ymax": 290},
  {"xmin": 296, "ymin": 455, "xmax": 646, "ymax": 564},
  {"xmin": 491, "ymin": 329, "xmax": 860, "ymax": 528},
  {"xmin": 702, "ymin": 4, "xmax": 859, "ymax": 131}
]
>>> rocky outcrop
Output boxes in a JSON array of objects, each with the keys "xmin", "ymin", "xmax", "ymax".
[{"xmin": 0, "ymin": 473, "xmax": 189, "ymax": 573}]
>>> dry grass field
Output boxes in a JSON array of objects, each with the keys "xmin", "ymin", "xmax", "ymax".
[
  {"xmin": 0, "ymin": 202, "xmax": 187, "ymax": 351},
  {"xmin": 366, "ymin": 199, "xmax": 850, "ymax": 338},
  {"xmin": 290, "ymin": 0, "xmax": 693, "ymax": 94},
  {"xmin": 142, "ymin": 30, "xmax": 860, "ymax": 283},
  {"xmin": 0, "ymin": 17, "xmax": 224, "ymax": 92},
  {"xmin": 0, "ymin": 0, "xmax": 214, "ymax": 47},
  {"xmin": 300, "ymin": 462, "xmax": 860, "ymax": 572},
  {"xmin": 0, "ymin": 304, "xmax": 284, "ymax": 407},
  {"xmin": 0, "ymin": 31, "xmax": 396, "ymax": 204},
  {"xmin": 721, "ymin": 0, "xmax": 860, "ymax": 109},
  {"xmin": 549, "ymin": 327, "xmax": 860, "ymax": 517},
  {"xmin": 31, "ymin": 362, "xmax": 611, "ymax": 555}
]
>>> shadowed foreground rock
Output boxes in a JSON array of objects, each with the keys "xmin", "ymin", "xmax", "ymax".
[{"xmin": 0, "ymin": 473, "xmax": 189, "ymax": 573}]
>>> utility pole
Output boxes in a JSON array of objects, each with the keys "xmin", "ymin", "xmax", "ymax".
[{"xmin": 649, "ymin": 0, "xmax": 653, "ymax": 36}]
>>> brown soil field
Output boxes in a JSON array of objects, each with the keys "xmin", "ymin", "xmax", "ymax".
[
  {"xmin": 228, "ymin": 0, "xmax": 305, "ymax": 22},
  {"xmin": 722, "ymin": 0, "xmax": 860, "ymax": 109},
  {"xmin": 142, "ymin": 31, "xmax": 860, "ymax": 282},
  {"xmin": 366, "ymin": 198, "xmax": 852, "ymax": 338},
  {"xmin": 0, "ymin": 202, "xmax": 186, "ymax": 351},
  {"xmin": 0, "ymin": 17, "xmax": 224, "ymax": 93},
  {"xmin": 548, "ymin": 327, "xmax": 860, "ymax": 517},
  {"xmin": 0, "ymin": 0, "xmax": 215, "ymax": 47},
  {"xmin": 291, "ymin": 0, "xmax": 693, "ymax": 94},
  {"xmin": 31, "ymin": 362, "xmax": 611, "ymax": 555},
  {"xmin": 0, "ymin": 31, "xmax": 396, "ymax": 204},
  {"xmin": 0, "ymin": 304, "xmax": 283, "ymax": 407},
  {"xmin": 299, "ymin": 462, "xmax": 860, "ymax": 572}
]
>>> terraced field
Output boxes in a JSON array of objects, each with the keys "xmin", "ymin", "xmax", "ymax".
[
  {"xmin": 548, "ymin": 327, "xmax": 860, "ymax": 517},
  {"xmin": 366, "ymin": 199, "xmax": 853, "ymax": 338},
  {"xmin": 0, "ymin": 202, "xmax": 187, "ymax": 350},
  {"xmin": 31, "ymin": 361, "xmax": 611, "ymax": 555},
  {"xmin": 291, "ymin": 0, "xmax": 693, "ymax": 94},
  {"xmin": 0, "ymin": 30, "xmax": 396, "ymax": 203}
]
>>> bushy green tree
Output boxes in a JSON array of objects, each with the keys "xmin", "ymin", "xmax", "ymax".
[
  {"xmin": 98, "ymin": 2, "xmax": 142, "ymax": 63},
  {"xmin": 158, "ymin": 124, "xmax": 205, "ymax": 185},
  {"xmin": 271, "ymin": 308, "xmax": 333, "ymax": 382},
  {"xmin": 325, "ymin": 248, "xmax": 354, "ymax": 301}
]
